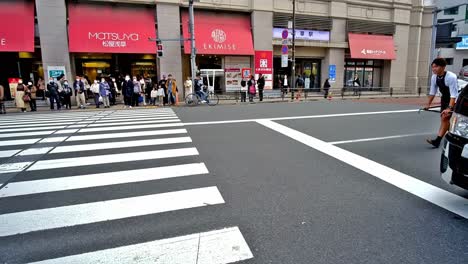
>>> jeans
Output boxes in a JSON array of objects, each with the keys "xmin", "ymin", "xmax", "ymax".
[
  {"xmin": 240, "ymin": 91, "xmax": 246, "ymax": 102},
  {"xmin": 132, "ymin": 93, "xmax": 139, "ymax": 107},
  {"xmin": 196, "ymin": 90, "xmax": 207, "ymax": 101},
  {"xmin": 49, "ymin": 94, "xmax": 61, "ymax": 110},
  {"xmin": 124, "ymin": 95, "xmax": 132, "ymax": 106},
  {"xmin": 258, "ymin": 89, "xmax": 263, "ymax": 101},
  {"xmin": 29, "ymin": 99, "xmax": 37, "ymax": 111}
]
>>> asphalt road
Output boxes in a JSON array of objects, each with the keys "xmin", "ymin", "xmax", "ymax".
[{"xmin": 0, "ymin": 100, "xmax": 467, "ymax": 264}]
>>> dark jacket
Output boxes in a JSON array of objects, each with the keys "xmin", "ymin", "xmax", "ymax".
[
  {"xmin": 74, "ymin": 80, "xmax": 85, "ymax": 94},
  {"xmin": 122, "ymin": 80, "xmax": 134, "ymax": 97},
  {"xmin": 257, "ymin": 76, "xmax": 265, "ymax": 90},
  {"xmin": 194, "ymin": 79, "xmax": 203, "ymax": 92},
  {"xmin": 323, "ymin": 80, "xmax": 331, "ymax": 90},
  {"xmin": 47, "ymin": 82, "xmax": 59, "ymax": 95}
]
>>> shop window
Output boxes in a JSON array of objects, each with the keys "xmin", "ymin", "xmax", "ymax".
[
  {"xmin": 463, "ymin": 59, "xmax": 468, "ymax": 67},
  {"xmin": 444, "ymin": 7, "xmax": 459, "ymax": 15},
  {"xmin": 452, "ymin": 24, "xmax": 458, "ymax": 32},
  {"xmin": 445, "ymin": 58, "xmax": 454, "ymax": 65}
]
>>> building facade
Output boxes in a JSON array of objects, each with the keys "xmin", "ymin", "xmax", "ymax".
[
  {"xmin": 0, "ymin": 0, "xmax": 434, "ymax": 99},
  {"xmin": 435, "ymin": 0, "xmax": 468, "ymax": 75}
]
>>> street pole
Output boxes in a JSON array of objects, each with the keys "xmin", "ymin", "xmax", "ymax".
[
  {"xmin": 189, "ymin": 0, "xmax": 196, "ymax": 94},
  {"xmin": 291, "ymin": 0, "xmax": 296, "ymax": 93},
  {"xmin": 428, "ymin": 7, "xmax": 438, "ymax": 87}
]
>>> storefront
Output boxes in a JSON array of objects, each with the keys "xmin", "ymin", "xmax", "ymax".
[
  {"xmin": 345, "ymin": 33, "xmax": 396, "ymax": 89},
  {"xmin": 68, "ymin": 2, "xmax": 157, "ymax": 82},
  {"xmin": 272, "ymin": 28, "xmax": 330, "ymax": 90},
  {"xmin": 0, "ymin": 0, "xmax": 37, "ymax": 99},
  {"xmin": 181, "ymin": 11, "xmax": 254, "ymax": 93}
]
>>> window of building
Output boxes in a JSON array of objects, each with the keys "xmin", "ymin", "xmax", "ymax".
[
  {"xmin": 462, "ymin": 59, "xmax": 468, "ymax": 67},
  {"xmin": 344, "ymin": 59, "xmax": 383, "ymax": 89},
  {"xmin": 444, "ymin": 7, "xmax": 459, "ymax": 15},
  {"xmin": 445, "ymin": 58, "xmax": 454, "ymax": 65},
  {"xmin": 452, "ymin": 24, "xmax": 458, "ymax": 32}
]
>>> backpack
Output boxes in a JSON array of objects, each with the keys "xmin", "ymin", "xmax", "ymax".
[{"xmin": 297, "ymin": 78, "xmax": 304, "ymax": 87}]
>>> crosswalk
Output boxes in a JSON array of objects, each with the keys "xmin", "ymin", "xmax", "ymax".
[{"xmin": 0, "ymin": 109, "xmax": 253, "ymax": 264}]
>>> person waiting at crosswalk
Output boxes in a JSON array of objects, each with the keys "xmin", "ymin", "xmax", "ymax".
[{"xmin": 90, "ymin": 80, "xmax": 101, "ymax": 108}]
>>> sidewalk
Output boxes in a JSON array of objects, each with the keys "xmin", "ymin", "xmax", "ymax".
[{"xmin": 1, "ymin": 93, "xmax": 429, "ymax": 114}]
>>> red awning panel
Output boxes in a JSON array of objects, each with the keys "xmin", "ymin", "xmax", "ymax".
[
  {"xmin": 0, "ymin": 0, "xmax": 34, "ymax": 52},
  {"xmin": 68, "ymin": 3, "xmax": 156, "ymax": 53},
  {"xmin": 348, "ymin": 33, "xmax": 396, "ymax": 60},
  {"xmin": 182, "ymin": 11, "xmax": 254, "ymax": 55}
]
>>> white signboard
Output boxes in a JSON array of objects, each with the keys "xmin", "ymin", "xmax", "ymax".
[
  {"xmin": 47, "ymin": 66, "xmax": 67, "ymax": 80},
  {"xmin": 281, "ymin": 54, "xmax": 288, "ymax": 68},
  {"xmin": 225, "ymin": 68, "xmax": 242, "ymax": 91},
  {"xmin": 273, "ymin": 28, "xmax": 330, "ymax": 42}
]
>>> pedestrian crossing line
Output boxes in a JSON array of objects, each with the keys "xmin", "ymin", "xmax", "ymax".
[
  {"xmin": 85, "ymin": 118, "xmax": 181, "ymax": 128},
  {"xmin": 27, "ymin": 147, "xmax": 199, "ymax": 171},
  {"xmin": 85, "ymin": 113, "xmax": 177, "ymax": 119},
  {"xmin": 0, "ymin": 120, "xmax": 77, "ymax": 129},
  {"xmin": 49, "ymin": 137, "xmax": 193, "ymax": 154},
  {"xmin": 66, "ymin": 128, "xmax": 188, "ymax": 142},
  {"xmin": 78, "ymin": 122, "xmax": 185, "ymax": 133},
  {"xmin": 38, "ymin": 137, "xmax": 68, "ymax": 143},
  {"xmin": 0, "ymin": 163, "xmax": 209, "ymax": 198},
  {"xmin": 54, "ymin": 129, "xmax": 79, "ymax": 134},
  {"xmin": 0, "ymin": 115, "xmax": 96, "ymax": 124},
  {"xmin": 0, "ymin": 125, "xmax": 66, "ymax": 134},
  {"xmin": 0, "ymin": 161, "xmax": 33, "ymax": 174},
  {"xmin": 0, "ymin": 138, "xmax": 41, "ymax": 147},
  {"xmin": 91, "ymin": 115, "xmax": 179, "ymax": 124},
  {"xmin": 29, "ymin": 226, "xmax": 253, "ymax": 264},
  {"xmin": 0, "ymin": 186, "xmax": 225, "ymax": 237},
  {"xmin": 0, "ymin": 130, "xmax": 56, "ymax": 139},
  {"xmin": 16, "ymin": 147, "xmax": 53, "ymax": 156},
  {"xmin": 0, "ymin": 149, "xmax": 21, "ymax": 158}
]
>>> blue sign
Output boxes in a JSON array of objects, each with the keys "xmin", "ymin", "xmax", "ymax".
[
  {"xmin": 329, "ymin": 65, "xmax": 336, "ymax": 83},
  {"xmin": 281, "ymin": 45, "xmax": 288, "ymax": 54},
  {"xmin": 456, "ymin": 35, "xmax": 468, "ymax": 50}
]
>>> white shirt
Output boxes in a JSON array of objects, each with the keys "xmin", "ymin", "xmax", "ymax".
[{"xmin": 429, "ymin": 71, "xmax": 458, "ymax": 98}]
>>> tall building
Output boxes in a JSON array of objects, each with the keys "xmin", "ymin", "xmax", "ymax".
[
  {"xmin": 435, "ymin": 0, "xmax": 468, "ymax": 75},
  {"xmin": 0, "ymin": 0, "xmax": 434, "ymax": 99}
]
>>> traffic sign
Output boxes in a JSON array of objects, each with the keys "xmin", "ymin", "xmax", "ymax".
[
  {"xmin": 282, "ymin": 29, "xmax": 289, "ymax": 39},
  {"xmin": 281, "ymin": 45, "xmax": 288, "ymax": 54}
]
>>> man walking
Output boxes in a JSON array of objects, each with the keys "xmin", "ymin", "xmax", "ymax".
[{"xmin": 424, "ymin": 58, "xmax": 459, "ymax": 148}]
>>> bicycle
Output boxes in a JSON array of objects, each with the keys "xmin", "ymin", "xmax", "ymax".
[{"xmin": 185, "ymin": 89, "xmax": 219, "ymax": 106}]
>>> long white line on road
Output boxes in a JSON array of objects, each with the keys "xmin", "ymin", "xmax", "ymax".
[
  {"xmin": 0, "ymin": 163, "xmax": 209, "ymax": 197},
  {"xmin": 27, "ymin": 147, "xmax": 199, "ymax": 171},
  {"xmin": 39, "ymin": 137, "xmax": 68, "ymax": 143},
  {"xmin": 66, "ymin": 128, "xmax": 187, "ymax": 142},
  {"xmin": 0, "ymin": 130, "xmax": 56, "ymax": 139},
  {"xmin": 257, "ymin": 119, "xmax": 468, "ymax": 219},
  {"xmin": 85, "ymin": 118, "xmax": 180, "ymax": 127},
  {"xmin": 0, "ymin": 150, "xmax": 21, "ymax": 158},
  {"xmin": 91, "ymin": 115, "xmax": 178, "ymax": 124},
  {"xmin": 0, "ymin": 120, "xmax": 77, "ymax": 129},
  {"xmin": 16, "ymin": 147, "xmax": 53, "ymax": 156},
  {"xmin": 0, "ymin": 125, "xmax": 66, "ymax": 133},
  {"xmin": 182, "ymin": 109, "xmax": 419, "ymax": 126},
  {"xmin": 78, "ymin": 122, "xmax": 184, "ymax": 133},
  {"xmin": 0, "ymin": 186, "xmax": 224, "ymax": 237},
  {"xmin": 328, "ymin": 132, "xmax": 433, "ymax": 145},
  {"xmin": 0, "ymin": 138, "xmax": 41, "ymax": 147},
  {"xmin": 30, "ymin": 226, "xmax": 253, "ymax": 264},
  {"xmin": 82, "ymin": 114, "xmax": 177, "ymax": 122},
  {"xmin": 0, "ymin": 162, "xmax": 33, "ymax": 174},
  {"xmin": 50, "ymin": 137, "xmax": 192, "ymax": 154}
]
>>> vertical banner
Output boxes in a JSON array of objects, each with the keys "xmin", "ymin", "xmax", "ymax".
[
  {"xmin": 329, "ymin": 65, "xmax": 336, "ymax": 83},
  {"xmin": 255, "ymin": 50, "xmax": 274, "ymax": 90}
]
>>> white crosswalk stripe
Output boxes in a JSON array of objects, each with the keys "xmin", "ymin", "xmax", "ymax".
[{"xmin": 0, "ymin": 109, "xmax": 253, "ymax": 263}]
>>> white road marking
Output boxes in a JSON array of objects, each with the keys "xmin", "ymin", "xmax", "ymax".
[
  {"xmin": 182, "ymin": 109, "xmax": 419, "ymax": 126},
  {"xmin": 0, "ymin": 186, "xmax": 225, "ymax": 237},
  {"xmin": 16, "ymin": 147, "xmax": 53, "ymax": 156},
  {"xmin": 91, "ymin": 116, "xmax": 178, "ymax": 124},
  {"xmin": 0, "ymin": 130, "xmax": 56, "ymax": 139},
  {"xmin": 0, "ymin": 138, "xmax": 40, "ymax": 147},
  {"xmin": 50, "ymin": 137, "xmax": 192, "ymax": 154},
  {"xmin": 0, "ymin": 162, "xmax": 33, "ymax": 174},
  {"xmin": 54, "ymin": 129, "xmax": 79, "ymax": 134},
  {"xmin": 85, "ymin": 118, "xmax": 180, "ymax": 127},
  {"xmin": 39, "ymin": 137, "xmax": 68, "ymax": 143},
  {"xmin": 0, "ymin": 125, "xmax": 66, "ymax": 133},
  {"xmin": 66, "ymin": 129, "xmax": 187, "ymax": 142},
  {"xmin": 329, "ymin": 132, "xmax": 432, "ymax": 145},
  {"xmin": 29, "ymin": 226, "xmax": 253, "ymax": 264},
  {"xmin": 27, "ymin": 147, "xmax": 199, "ymax": 171},
  {"xmin": 0, "ymin": 163, "xmax": 209, "ymax": 197},
  {"xmin": 78, "ymin": 122, "xmax": 184, "ymax": 133},
  {"xmin": 0, "ymin": 121, "xmax": 76, "ymax": 129},
  {"xmin": 257, "ymin": 119, "xmax": 468, "ymax": 219},
  {"xmin": 0, "ymin": 150, "xmax": 21, "ymax": 158}
]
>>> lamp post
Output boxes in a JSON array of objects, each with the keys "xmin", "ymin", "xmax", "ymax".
[
  {"xmin": 291, "ymin": 0, "xmax": 296, "ymax": 93},
  {"xmin": 189, "ymin": 0, "xmax": 196, "ymax": 91}
]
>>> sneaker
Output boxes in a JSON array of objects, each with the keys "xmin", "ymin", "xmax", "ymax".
[
  {"xmin": 129, "ymin": 106, "xmax": 132, "ymax": 109},
  {"xmin": 201, "ymin": 100, "xmax": 207, "ymax": 103},
  {"xmin": 426, "ymin": 138, "xmax": 441, "ymax": 148}
]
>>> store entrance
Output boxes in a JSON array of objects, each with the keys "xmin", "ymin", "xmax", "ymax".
[{"xmin": 274, "ymin": 58, "xmax": 321, "ymax": 90}]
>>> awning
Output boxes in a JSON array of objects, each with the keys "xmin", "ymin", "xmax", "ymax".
[
  {"xmin": 0, "ymin": 0, "xmax": 34, "ymax": 52},
  {"xmin": 182, "ymin": 11, "xmax": 254, "ymax": 55},
  {"xmin": 68, "ymin": 3, "xmax": 156, "ymax": 54},
  {"xmin": 348, "ymin": 33, "xmax": 396, "ymax": 60}
]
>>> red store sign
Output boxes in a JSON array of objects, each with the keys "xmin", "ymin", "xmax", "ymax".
[
  {"xmin": 68, "ymin": 3, "xmax": 156, "ymax": 53},
  {"xmin": 0, "ymin": 0, "xmax": 34, "ymax": 52},
  {"xmin": 255, "ymin": 50, "xmax": 273, "ymax": 75},
  {"xmin": 182, "ymin": 11, "xmax": 254, "ymax": 55}
]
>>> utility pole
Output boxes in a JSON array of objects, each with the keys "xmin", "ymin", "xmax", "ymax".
[
  {"xmin": 189, "ymin": 0, "xmax": 196, "ymax": 92},
  {"xmin": 291, "ymin": 0, "xmax": 296, "ymax": 92}
]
